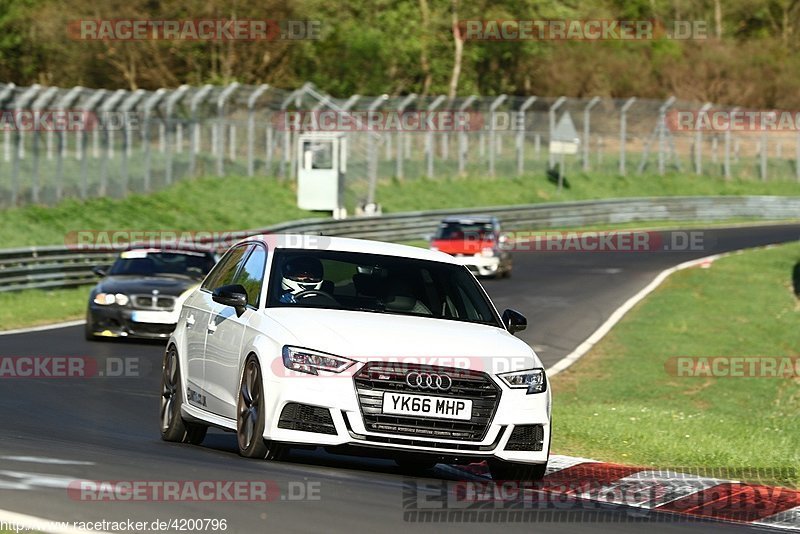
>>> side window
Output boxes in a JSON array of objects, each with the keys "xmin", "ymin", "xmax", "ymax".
[
  {"xmin": 233, "ymin": 245, "xmax": 267, "ymax": 307},
  {"xmin": 201, "ymin": 245, "xmax": 249, "ymax": 291}
]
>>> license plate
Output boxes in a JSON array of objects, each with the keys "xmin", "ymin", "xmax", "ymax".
[
  {"xmin": 130, "ymin": 311, "xmax": 175, "ymax": 324},
  {"xmin": 382, "ymin": 392, "xmax": 472, "ymax": 421}
]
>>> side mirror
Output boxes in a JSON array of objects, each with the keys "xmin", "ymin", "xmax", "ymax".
[
  {"xmin": 502, "ymin": 308, "xmax": 527, "ymax": 334},
  {"xmin": 212, "ymin": 284, "xmax": 248, "ymax": 315},
  {"xmin": 92, "ymin": 265, "xmax": 108, "ymax": 277}
]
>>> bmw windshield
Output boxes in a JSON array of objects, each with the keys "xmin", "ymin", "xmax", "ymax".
[
  {"xmin": 267, "ymin": 249, "xmax": 502, "ymax": 328},
  {"xmin": 108, "ymin": 250, "xmax": 216, "ymax": 279}
]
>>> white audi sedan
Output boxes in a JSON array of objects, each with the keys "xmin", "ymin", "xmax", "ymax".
[{"xmin": 161, "ymin": 234, "xmax": 551, "ymax": 480}]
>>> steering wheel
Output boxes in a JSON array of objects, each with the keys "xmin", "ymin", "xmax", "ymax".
[{"xmin": 292, "ymin": 290, "xmax": 339, "ymax": 305}]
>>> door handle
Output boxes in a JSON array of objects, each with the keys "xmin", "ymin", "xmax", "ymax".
[{"xmin": 186, "ymin": 314, "xmax": 196, "ymax": 327}]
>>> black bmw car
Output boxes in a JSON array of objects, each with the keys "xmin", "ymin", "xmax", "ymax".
[{"xmin": 86, "ymin": 248, "xmax": 218, "ymax": 340}]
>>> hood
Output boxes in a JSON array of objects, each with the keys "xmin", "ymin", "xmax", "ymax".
[
  {"xmin": 94, "ymin": 275, "xmax": 199, "ymax": 297},
  {"xmin": 266, "ymin": 307, "xmax": 541, "ymax": 372},
  {"xmin": 431, "ymin": 238, "xmax": 495, "ymax": 256}
]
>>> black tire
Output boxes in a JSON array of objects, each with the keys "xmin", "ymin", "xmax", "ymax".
[
  {"xmin": 488, "ymin": 459, "xmax": 547, "ymax": 482},
  {"xmin": 237, "ymin": 356, "xmax": 285, "ymax": 460},
  {"xmin": 84, "ymin": 312, "xmax": 98, "ymax": 341},
  {"xmin": 160, "ymin": 345, "xmax": 208, "ymax": 445}
]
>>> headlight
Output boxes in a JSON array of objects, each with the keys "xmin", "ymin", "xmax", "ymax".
[
  {"xmin": 282, "ymin": 346, "xmax": 355, "ymax": 375},
  {"xmin": 93, "ymin": 293, "xmax": 130, "ymax": 306},
  {"xmin": 499, "ymin": 368, "xmax": 547, "ymax": 394}
]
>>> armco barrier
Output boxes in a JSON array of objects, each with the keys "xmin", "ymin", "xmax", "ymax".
[{"xmin": 0, "ymin": 196, "xmax": 798, "ymax": 293}]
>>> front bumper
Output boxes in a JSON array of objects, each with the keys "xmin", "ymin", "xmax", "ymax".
[
  {"xmin": 87, "ymin": 304, "xmax": 179, "ymax": 339},
  {"xmin": 449, "ymin": 255, "xmax": 501, "ymax": 277},
  {"xmin": 263, "ymin": 362, "xmax": 550, "ymax": 465}
]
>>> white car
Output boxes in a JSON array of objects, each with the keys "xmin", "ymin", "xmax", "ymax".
[{"xmin": 161, "ymin": 235, "xmax": 551, "ymax": 480}]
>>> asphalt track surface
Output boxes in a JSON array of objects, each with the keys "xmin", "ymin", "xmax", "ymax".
[{"xmin": 0, "ymin": 223, "xmax": 797, "ymax": 534}]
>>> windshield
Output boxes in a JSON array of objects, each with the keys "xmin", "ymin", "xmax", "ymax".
[
  {"xmin": 434, "ymin": 221, "xmax": 495, "ymax": 240},
  {"xmin": 108, "ymin": 250, "xmax": 216, "ymax": 279},
  {"xmin": 267, "ymin": 249, "xmax": 502, "ymax": 328}
]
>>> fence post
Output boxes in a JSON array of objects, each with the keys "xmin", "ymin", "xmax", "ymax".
[
  {"xmin": 548, "ymin": 96, "xmax": 566, "ymax": 169},
  {"xmin": 792, "ymin": 127, "xmax": 800, "ymax": 181},
  {"xmin": 79, "ymin": 89, "xmax": 108, "ymax": 198},
  {"xmin": 142, "ymin": 89, "xmax": 168, "ymax": 193},
  {"xmin": 366, "ymin": 95, "xmax": 388, "ymax": 205},
  {"xmin": 426, "ymin": 95, "xmax": 446, "ymax": 178},
  {"xmin": 0, "ymin": 84, "xmax": 16, "ymax": 169},
  {"xmin": 723, "ymin": 106, "xmax": 737, "ymax": 181},
  {"xmin": 99, "ymin": 89, "xmax": 127, "ymax": 194},
  {"xmin": 216, "ymin": 82, "xmax": 239, "ymax": 177},
  {"xmin": 246, "ymin": 84, "xmax": 269, "ymax": 177},
  {"xmin": 338, "ymin": 95, "xmax": 360, "ymax": 164},
  {"xmin": 278, "ymin": 84, "xmax": 308, "ymax": 179},
  {"xmin": 30, "ymin": 87, "xmax": 59, "ymax": 204},
  {"xmin": 658, "ymin": 96, "xmax": 676, "ymax": 176},
  {"xmin": 582, "ymin": 96, "xmax": 600, "ymax": 171},
  {"xmin": 516, "ymin": 96, "xmax": 536, "ymax": 176},
  {"xmin": 457, "ymin": 95, "xmax": 477, "ymax": 176},
  {"xmin": 188, "ymin": 84, "xmax": 213, "ymax": 178},
  {"xmin": 694, "ymin": 102, "xmax": 712, "ymax": 175},
  {"xmin": 489, "ymin": 94, "xmax": 507, "ymax": 177},
  {"xmin": 395, "ymin": 94, "xmax": 416, "ymax": 179},
  {"xmin": 54, "ymin": 86, "xmax": 84, "ymax": 203},
  {"xmin": 119, "ymin": 89, "xmax": 147, "ymax": 196},
  {"xmin": 619, "ymin": 97, "xmax": 636, "ymax": 175},
  {"xmin": 164, "ymin": 85, "xmax": 190, "ymax": 186},
  {"xmin": 11, "ymin": 85, "xmax": 41, "ymax": 205}
]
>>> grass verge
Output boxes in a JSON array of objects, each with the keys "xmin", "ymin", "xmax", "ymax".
[
  {"xmin": 551, "ymin": 241, "xmax": 800, "ymax": 487},
  {"xmin": 0, "ymin": 286, "xmax": 89, "ymax": 331},
  {"xmin": 1, "ymin": 171, "xmax": 799, "ymax": 248}
]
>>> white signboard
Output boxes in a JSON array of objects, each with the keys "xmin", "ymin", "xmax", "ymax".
[{"xmin": 549, "ymin": 112, "xmax": 580, "ymax": 155}]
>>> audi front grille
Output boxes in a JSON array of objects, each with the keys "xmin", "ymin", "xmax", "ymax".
[{"xmin": 353, "ymin": 362, "xmax": 501, "ymax": 442}]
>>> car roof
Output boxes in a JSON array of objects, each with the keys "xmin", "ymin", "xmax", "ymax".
[
  {"xmin": 440, "ymin": 216, "xmax": 496, "ymax": 224},
  {"xmin": 236, "ymin": 234, "xmax": 459, "ymax": 264},
  {"xmin": 124, "ymin": 246, "xmax": 215, "ymax": 256}
]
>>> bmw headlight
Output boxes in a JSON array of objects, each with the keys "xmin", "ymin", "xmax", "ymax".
[
  {"xmin": 499, "ymin": 368, "xmax": 547, "ymax": 394},
  {"xmin": 282, "ymin": 346, "xmax": 355, "ymax": 375},
  {"xmin": 93, "ymin": 293, "xmax": 130, "ymax": 306}
]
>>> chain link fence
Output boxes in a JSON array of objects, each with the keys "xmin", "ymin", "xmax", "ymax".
[{"xmin": 1, "ymin": 82, "xmax": 798, "ymax": 211}]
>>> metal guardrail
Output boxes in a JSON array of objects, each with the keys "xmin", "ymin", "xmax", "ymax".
[{"xmin": 1, "ymin": 196, "xmax": 798, "ymax": 293}]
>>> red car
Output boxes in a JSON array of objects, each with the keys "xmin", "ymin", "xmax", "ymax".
[{"xmin": 430, "ymin": 216, "xmax": 512, "ymax": 278}]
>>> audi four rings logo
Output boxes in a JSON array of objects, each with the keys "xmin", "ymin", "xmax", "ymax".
[{"xmin": 405, "ymin": 371, "xmax": 452, "ymax": 391}]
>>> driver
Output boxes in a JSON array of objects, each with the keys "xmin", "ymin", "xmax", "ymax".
[{"xmin": 279, "ymin": 256, "xmax": 325, "ymax": 304}]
